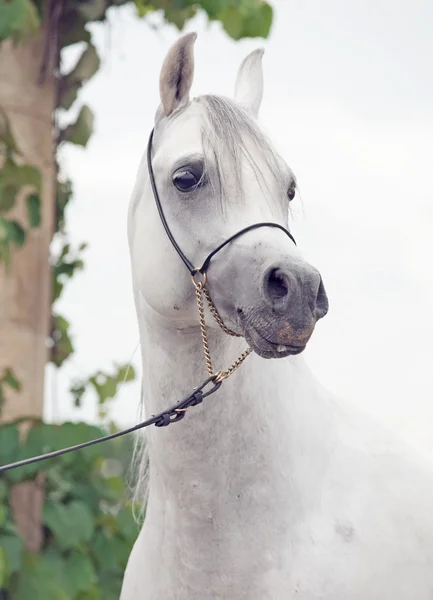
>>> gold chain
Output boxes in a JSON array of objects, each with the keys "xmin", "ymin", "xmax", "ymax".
[
  {"xmin": 194, "ymin": 281, "xmax": 252, "ymax": 382},
  {"xmin": 194, "ymin": 283, "xmax": 215, "ymax": 377},
  {"xmin": 202, "ymin": 287, "xmax": 240, "ymax": 337}
]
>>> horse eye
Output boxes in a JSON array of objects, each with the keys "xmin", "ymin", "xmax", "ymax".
[
  {"xmin": 173, "ymin": 170, "xmax": 199, "ymax": 192},
  {"xmin": 287, "ymin": 186, "xmax": 296, "ymax": 201}
]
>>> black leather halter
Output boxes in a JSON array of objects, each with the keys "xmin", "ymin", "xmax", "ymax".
[{"xmin": 146, "ymin": 129, "xmax": 296, "ymax": 276}]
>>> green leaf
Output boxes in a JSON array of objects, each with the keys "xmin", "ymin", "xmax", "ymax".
[
  {"xmin": 62, "ymin": 105, "xmax": 94, "ymax": 147},
  {"xmin": 91, "ymin": 529, "xmax": 130, "ymax": 571},
  {"xmin": 89, "ymin": 374, "xmax": 118, "ymax": 404},
  {"xmin": 50, "ymin": 314, "xmax": 74, "ymax": 367},
  {"xmin": 21, "ymin": 423, "xmax": 56, "ymax": 457},
  {"xmin": 9, "ymin": 0, "xmax": 40, "ymax": 41},
  {"xmin": 14, "ymin": 163, "xmax": 41, "ymax": 191},
  {"xmin": 219, "ymin": 6, "xmax": 244, "ymax": 40},
  {"xmin": 60, "ymin": 44, "xmax": 101, "ymax": 111},
  {"xmin": 1, "ymin": 218, "xmax": 26, "ymax": 247},
  {"xmin": 6, "ymin": 423, "xmax": 55, "ymax": 482},
  {"xmin": 0, "ymin": 159, "xmax": 41, "ymax": 215},
  {"xmin": 0, "ymin": 109, "xmax": 18, "ymax": 152},
  {"xmin": 163, "ymin": 6, "xmax": 197, "ymax": 30},
  {"xmin": 0, "ymin": 0, "xmax": 39, "ymax": 44},
  {"xmin": 70, "ymin": 380, "xmax": 87, "ymax": 407},
  {"xmin": 2, "ymin": 367, "xmax": 21, "ymax": 391},
  {"xmin": 0, "ymin": 239, "xmax": 11, "ymax": 264},
  {"xmin": 64, "ymin": 552, "xmax": 97, "ymax": 596},
  {"xmin": 55, "ymin": 178, "xmax": 73, "ymax": 231},
  {"xmin": 197, "ymin": 0, "xmax": 227, "ymax": 20},
  {"xmin": 0, "ymin": 479, "xmax": 7, "ymax": 500},
  {"xmin": 52, "ymin": 421, "xmax": 104, "ymax": 466},
  {"xmin": 0, "ymin": 423, "xmax": 20, "ymax": 465},
  {"xmin": 68, "ymin": 43, "xmax": 100, "ymax": 85},
  {"xmin": 219, "ymin": 1, "xmax": 273, "ymax": 40},
  {"xmin": 15, "ymin": 553, "xmax": 67, "ymax": 600},
  {"xmin": 133, "ymin": 0, "xmax": 155, "ymax": 18},
  {"xmin": 76, "ymin": 586, "xmax": 102, "ymax": 600},
  {"xmin": 0, "ymin": 545, "xmax": 6, "ymax": 588},
  {"xmin": 77, "ymin": 0, "xmax": 106, "ymax": 21},
  {"xmin": 8, "ymin": 422, "xmax": 103, "ymax": 482},
  {"xmin": 26, "ymin": 194, "xmax": 41, "ymax": 228},
  {"xmin": 0, "ymin": 504, "xmax": 7, "ymax": 526},
  {"xmin": 0, "ymin": 183, "xmax": 18, "ymax": 213},
  {"xmin": 0, "ymin": 519, "xmax": 18, "ymax": 537},
  {"xmin": 116, "ymin": 363, "xmax": 136, "ymax": 384},
  {"xmin": 242, "ymin": 2, "xmax": 273, "ymax": 39},
  {"xmin": 43, "ymin": 500, "xmax": 95, "ymax": 550},
  {"xmin": 0, "ymin": 0, "xmax": 34, "ymax": 43},
  {"xmin": 52, "ymin": 241, "xmax": 86, "ymax": 301},
  {"xmin": 58, "ymin": 81, "xmax": 81, "ymax": 112},
  {"xmin": 93, "ymin": 475, "xmax": 125, "ymax": 503},
  {"xmin": 116, "ymin": 507, "xmax": 138, "ymax": 542},
  {"xmin": 99, "ymin": 570, "xmax": 124, "ymax": 600},
  {"xmin": 59, "ymin": 13, "xmax": 91, "ymax": 48},
  {"xmin": 1, "ymin": 157, "xmax": 40, "ymax": 189},
  {"xmin": 0, "ymin": 533, "xmax": 24, "ymax": 574},
  {"xmin": 0, "ymin": 217, "xmax": 8, "ymax": 243}
]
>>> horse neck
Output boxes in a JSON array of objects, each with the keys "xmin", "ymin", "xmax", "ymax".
[{"xmin": 137, "ymin": 305, "xmax": 333, "ymax": 511}]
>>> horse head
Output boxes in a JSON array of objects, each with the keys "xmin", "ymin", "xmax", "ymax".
[{"xmin": 128, "ymin": 33, "xmax": 328, "ymax": 359}]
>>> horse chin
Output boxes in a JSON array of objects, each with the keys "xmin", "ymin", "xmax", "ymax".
[{"xmin": 241, "ymin": 323, "xmax": 307, "ymax": 360}]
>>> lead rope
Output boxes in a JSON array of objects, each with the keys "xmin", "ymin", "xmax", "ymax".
[
  {"xmin": 0, "ymin": 276, "xmax": 252, "ymax": 474},
  {"xmin": 193, "ymin": 277, "xmax": 252, "ymax": 383}
]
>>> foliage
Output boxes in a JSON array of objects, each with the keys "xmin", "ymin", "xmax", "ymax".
[
  {"xmin": 71, "ymin": 363, "xmax": 136, "ymax": 419},
  {"xmin": 0, "ymin": 0, "xmax": 273, "ymax": 598},
  {"xmin": 0, "ymin": 420, "xmax": 138, "ymax": 599},
  {"xmin": 0, "ymin": 0, "xmax": 40, "ymax": 43},
  {"xmin": 0, "ymin": 369, "xmax": 21, "ymax": 414},
  {"xmin": 0, "ymin": 110, "xmax": 42, "ymax": 264},
  {"xmin": 60, "ymin": 105, "xmax": 94, "ymax": 148},
  {"xmin": 133, "ymin": 0, "xmax": 273, "ymax": 38}
]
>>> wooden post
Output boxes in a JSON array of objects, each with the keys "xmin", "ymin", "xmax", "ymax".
[{"xmin": 0, "ymin": 30, "xmax": 56, "ymax": 551}]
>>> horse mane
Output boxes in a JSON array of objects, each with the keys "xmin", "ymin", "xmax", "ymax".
[{"xmin": 128, "ymin": 382, "xmax": 149, "ymax": 522}]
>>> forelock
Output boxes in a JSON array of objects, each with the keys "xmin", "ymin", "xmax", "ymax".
[{"xmin": 196, "ymin": 94, "xmax": 291, "ymax": 208}]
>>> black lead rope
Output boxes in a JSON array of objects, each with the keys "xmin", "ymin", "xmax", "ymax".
[
  {"xmin": 0, "ymin": 376, "xmax": 222, "ymax": 474},
  {"xmin": 1, "ymin": 129, "xmax": 297, "ymax": 474}
]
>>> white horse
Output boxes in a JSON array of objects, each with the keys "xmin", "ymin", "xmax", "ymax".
[{"xmin": 121, "ymin": 33, "xmax": 433, "ymax": 600}]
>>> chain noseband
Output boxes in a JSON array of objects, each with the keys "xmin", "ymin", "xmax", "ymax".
[{"xmin": 0, "ymin": 128, "xmax": 297, "ymax": 473}]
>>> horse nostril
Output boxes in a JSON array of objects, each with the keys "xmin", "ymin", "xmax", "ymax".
[{"xmin": 267, "ymin": 268, "xmax": 290, "ymax": 301}]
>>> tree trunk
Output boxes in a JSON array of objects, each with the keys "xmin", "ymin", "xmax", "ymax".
[{"xmin": 0, "ymin": 30, "xmax": 55, "ymax": 551}]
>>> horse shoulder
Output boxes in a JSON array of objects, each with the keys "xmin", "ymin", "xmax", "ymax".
[{"xmin": 303, "ymin": 399, "xmax": 433, "ymax": 597}]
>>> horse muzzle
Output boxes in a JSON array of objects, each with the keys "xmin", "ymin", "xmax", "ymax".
[{"xmin": 235, "ymin": 263, "xmax": 329, "ymax": 359}]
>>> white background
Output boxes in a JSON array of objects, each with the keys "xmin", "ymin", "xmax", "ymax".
[{"xmin": 46, "ymin": 0, "xmax": 433, "ymax": 462}]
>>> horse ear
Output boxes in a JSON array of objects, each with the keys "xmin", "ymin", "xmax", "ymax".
[
  {"xmin": 234, "ymin": 48, "xmax": 264, "ymax": 118},
  {"xmin": 159, "ymin": 33, "xmax": 197, "ymax": 117}
]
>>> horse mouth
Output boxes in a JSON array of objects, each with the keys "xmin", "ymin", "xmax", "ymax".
[{"xmin": 241, "ymin": 323, "xmax": 306, "ymax": 359}]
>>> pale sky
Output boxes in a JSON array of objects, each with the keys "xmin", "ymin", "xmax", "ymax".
[{"xmin": 46, "ymin": 0, "xmax": 433, "ymax": 461}]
